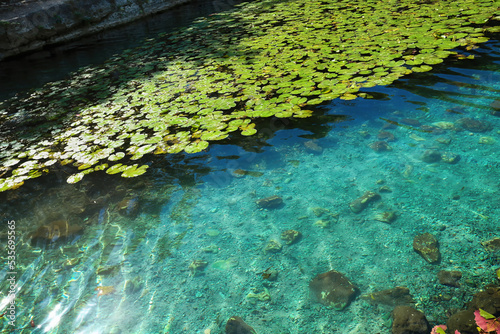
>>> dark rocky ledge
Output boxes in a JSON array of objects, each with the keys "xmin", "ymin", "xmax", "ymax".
[{"xmin": 0, "ymin": 0, "xmax": 192, "ymax": 60}]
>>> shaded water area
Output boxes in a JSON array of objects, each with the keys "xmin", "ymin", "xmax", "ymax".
[
  {"xmin": 0, "ymin": 0, "xmax": 246, "ymax": 100},
  {"xmin": 2, "ymin": 4, "xmax": 500, "ymax": 334}
]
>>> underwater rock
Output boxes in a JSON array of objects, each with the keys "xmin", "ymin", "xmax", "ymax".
[
  {"xmin": 455, "ymin": 117, "xmax": 492, "ymax": 132},
  {"xmin": 261, "ymin": 269, "xmax": 278, "ymax": 281},
  {"xmin": 490, "ymin": 100, "xmax": 500, "ymax": 116},
  {"xmin": 256, "ymin": 195, "xmax": 283, "ymax": 209},
  {"xmin": 481, "ymin": 237, "xmax": 500, "ymax": 251},
  {"xmin": 349, "ymin": 191, "xmax": 381, "ymax": 213},
  {"xmin": 246, "ymin": 287, "xmax": 271, "ymax": 304},
  {"xmin": 304, "ymin": 140, "xmax": 323, "ymax": 153},
  {"xmin": 447, "ymin": 285, "xmax": 500, "ymax": 333},
  {"xmin": 189, "ymin": 259, "xmax": 208, "ymax": 276},
  {"xmin": 232, "ymin": 169, "xmax": 265, "ymax": 178},
  {"xmin": 392, "ymin": 305, "xmax": 430, "ymax": 334},
  {"xmin": 378, "ymin": 131, "xmax": 396, "ymax": 141},
  {"xmin": 97, "ymin": 264, "xmax": 121, "ymax": 276},
  {"xmin": 379, "ymin": 185, "xmax": 392, "ymax": 193},
  {"xmin": 29, "ymin": 220, "xmax": 83, "ymax": 242},
  {"xmin": 374, "ymin": 211, "xmax": 397, "ymax": 223},
  {"xmin": 420, "ymin": 125, "xmax": 445, "ymax": 135},
  {"xmin": 420, "ymin": 149, "xmax": 441, "ymax": 163},
  {"xmin": 309, "ymin": 270, "xmax": 358, "ymax": 310},
  {"xmin": 413, "ymin": 233, "xmax": 440, "ymax": 263},
  {"xmin": 117, "ymin": 197, "xmax": 139, "ymax": 217},
  {"xmin": 370, "ymin": 141, "xmax": 392, "ymax": 152},
  {"xmin": 437, "ymin": 270, "xmax": 462, "ymax": 288},
  {"xmin": 440, "ymin": 152, "xmax": 460, "ymax": 164},
  {"xmin": 225, "ymin": 316, "xmax": 257, "ymax": 334},
  {"xmin": 401, "ymin": 118, "xmax": 421, "ymax": 127},
  {"xmin": 313, "ymin": 219, "xmax": 330, "ymax": 228},
  {"xmin": 432, "ymin": 121, "xmax": 456, "ymax": 130},
  {"xmin": 95, "ymin": 286, "xmax": 115, "ymax": 297},
  {"xmin": 479, "ymin": 136, "xmax": 495, "ymax": 145},
  {"xmin": 264, "ymin": 240, "xmax": 282, "ymax": 253},
  {"xmin": 280, "ymin": 230, "xmax": 301, "ymax": 245},
  {"xmin": 435, "ymin": 137, "xmax": 451, "ymax": 145},
  {"xmin": 360, "ymin": 286, "xmax": 415, "ymax": 306}
]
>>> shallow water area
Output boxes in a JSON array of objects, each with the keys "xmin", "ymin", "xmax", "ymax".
[{"xmin": 1, "ymin": 17, "xmax": 500, "ymax": 334}]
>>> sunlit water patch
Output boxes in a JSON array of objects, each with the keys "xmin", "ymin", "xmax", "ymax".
[{"xmin": 2, "ymin": 40, "xmax": 500, "ymax": 333}]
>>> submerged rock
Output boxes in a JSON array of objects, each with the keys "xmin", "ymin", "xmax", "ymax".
[
  {"xmin": 441, "ymin": 152, "xmax": 460, "ymax": 164},
  {"xmin": 413, "ymin": 233, "xmax": 440, "ymax": 263},
  {"xmin": 420, "ymin": 149, "xmax": 441, "ymax": 163},
  {"xmin": 29, "ymin": 220, "xmax": 83, "ymax": 242},
  {"xmin": 189, "ymin": 259, "xmax": 208, "ymax": 276},
  {"xmin": 481, "ymin": 237, "xmax": 500, "ymax": 251},
  {"xmin": 374, "ymin": 211, "xmax": 397, "ymax": 223},
  {"xmin": 455, "ymin": 117, "xmax": 492, "ymax": 132},
  {"xmin": 225, "ymin": 316, "xmax": 257, "ymax": 334},
  {"xmin": 256, "ymin": 195, "xmax": 283, "ymax": 209},
  {"xmin": 304, "ymin": 140, "xmax": 323, "ymax": 153},
  {"xmin": 392, "ymin": 305, "xmax": 430, "ymax": 334},
  {"xmin": 370, "ymin": 141, "xmax": 392, "ymax": 152},
  {"xmin": 349, "ymin": 191, "xmax": 381, "ymax": 213},
  {"xmin": 360, "ymin": 286, "xmax": 414, "ymax": 306},
  {"xmin": 437, "ymin": 270, "xmax": 462, "ymax": 288},
  {"xmin": 378, "ymin": 130, "xmax": 396, "ymax": 141},
  {"xmin": 309, "ymin": 270, "xmax": 358, "ymax": 310},
  {"xmin": 280, "ymin": 230, "xmax": 301, "ymax": 245},
  {"xmin": 264, "ymin": 240, "xmax": 282, "ymax": 253}
]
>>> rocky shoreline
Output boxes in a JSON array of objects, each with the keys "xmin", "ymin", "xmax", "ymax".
[{"xmin": 0, "ymin": 0, "xmax": 192, "ymax": 60}]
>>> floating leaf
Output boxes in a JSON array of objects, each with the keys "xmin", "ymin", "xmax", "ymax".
[
  {"xmin": 121, "ymin": 164, "xmax": 149, "ymax": 178},
  {"xmin": 67, "ymin": 172, "xmax": 85, "ymax": 184}
]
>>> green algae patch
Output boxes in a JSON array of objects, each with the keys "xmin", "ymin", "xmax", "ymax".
[{"xmin": 1, "ymin": 0, "xmax": 499, "ymax": 191}]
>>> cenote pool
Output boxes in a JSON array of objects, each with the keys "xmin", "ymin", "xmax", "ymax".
[{"xmin": 1, "ymin": 1, "xmax": 500, "ymax": 333}]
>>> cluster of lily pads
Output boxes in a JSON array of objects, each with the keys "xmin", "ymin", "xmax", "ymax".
[{"xmin": 0, "ymin": 0, "xmax": 499, "ymax": 191}]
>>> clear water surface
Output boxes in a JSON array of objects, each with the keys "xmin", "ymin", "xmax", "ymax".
[{"xmin": 1, "ymin": 5, "xmax": 500, "ymax": 334}]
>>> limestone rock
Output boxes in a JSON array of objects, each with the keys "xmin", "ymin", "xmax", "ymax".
[
  {"xmin": 421, "ymin": 149, "xmax": 441, "ymax": 163},
  {"xmin": 482, "ymin": 237, "xmax": 500, "ymax": 251},
  {"xmin": 370, "ymin": 141, "xmax": 392, "ymax": 152},
  {"xmin": 361, "ymin": 286, "xmax": 414, "ymax": 306},
  {"xmin": 349, "ymin": 191, "xmax": 381, "ymax": 213},
  {"xmin": 256, "ymin": 195, "xmax": 283, "ymax": 209},
  {"xmin": 392, "ymin": 305, "xmax": 430, "ymax": 334},
  {"xmin": 455, "ymin": 117, "xmax": 492, "ymax": 132},
  {"xmin": 309, "ymin": 270, "xmax": 358, "ymax": 310},
  {"xmin": 264, "ymin": 240, "xmax": 282, "ymax": 253},
  {"xmin": 413, "ymin": 233, "xmax": 440, "ymax": 263},
  {"xmin": 225, "ymin": 316, "xmax": 256, "ymax": 334},
  {"xmin": 437, "ymin": 270, "xmax": 462, "ymax": 288},
  {"xmin": 280, "ymin": 230, "xmax": 301, "ymax": 245}
]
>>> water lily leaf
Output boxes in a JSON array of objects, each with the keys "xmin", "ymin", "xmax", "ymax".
[
  {"xmin": 106, "ymin": 164, "xmax": 127, "ymax": 175},
  {"xmin": 109, "ymin": 152, "xmax": 125, "ymax": 161},
  {"xmin": 67, "ymin": 172, "xmax": 85, "ymax": 184},
  {"xmin": 121, "ymin": 164, "xmax": 149, "ymax": 178}
]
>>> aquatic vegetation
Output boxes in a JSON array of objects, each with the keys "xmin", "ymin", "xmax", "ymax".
[{"xmin": 1, "ymin": 0, "xmax": 499, "ymax": 191}]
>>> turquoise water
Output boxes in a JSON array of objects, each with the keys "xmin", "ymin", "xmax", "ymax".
[{"xmin": 1, "ymin": 30, "xmax": 500, "ymax": 334}]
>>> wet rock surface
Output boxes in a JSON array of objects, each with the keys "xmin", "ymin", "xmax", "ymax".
[
  {"xmin": 413, "ymin": 232, "xmax": 440, "ymax": 263},
  {"xmin": 361, "ymin": 286, "xmax": 414, "ymax": 306},
  {"xmin": 256, "ymin": 195, "xmax": 283, "ymax": 209},
  {"xmin": 225, "ymin": 316, "xmax": 257, "ymax": 334},
  {"xmin": 437, "ymin": 270, "xmax": 462, "ymax": 288},
  {"xmin": 309, "ymin": 270, "xmax": 358, "ymax": 310},
  {"xmin": 0, "ymin": 0, "xmax": 191, "ymax": 60},
  {"xmin": 349, "ymin": 191, "xmax": 381, "ymax": 213},
  {"xmin": 392, "ymin": 305, "xmax": 430, "ymax": 334}
]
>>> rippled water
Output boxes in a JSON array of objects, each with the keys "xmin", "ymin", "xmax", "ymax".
[{"xmin": 1, "ymin": 6, "xmax": 500, "ymax": 334}]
